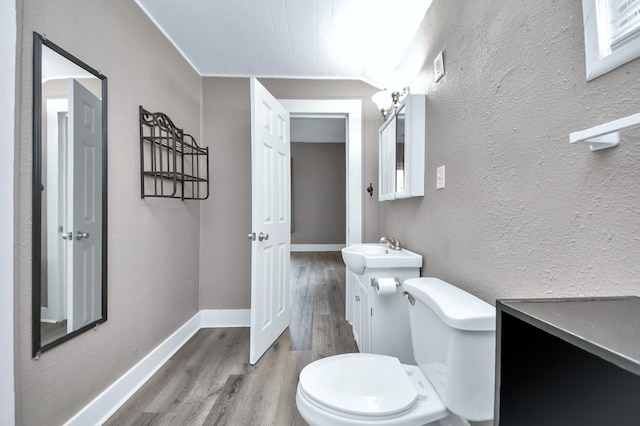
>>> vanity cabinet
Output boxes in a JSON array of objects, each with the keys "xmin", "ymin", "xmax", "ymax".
[
  {"xmin": 349, "ymin": 267, "xmax": 420, "ymax": 364},
  {"xmin": 378, "ymin": 94, "xmax": 426, "ymax": 200},
  {"xmin": 496, "ymin": 297, "xmax": 640, "ymax": 426}
]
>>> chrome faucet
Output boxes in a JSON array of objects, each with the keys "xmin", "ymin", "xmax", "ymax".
[{"xmin": 380, "ymin": 236, "xmax": 402, "ymax": 250}]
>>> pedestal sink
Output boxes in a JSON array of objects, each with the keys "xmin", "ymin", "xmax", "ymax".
[{"xmin": 341, "ymin": 243, "xmax": 422, "ymax": 274}]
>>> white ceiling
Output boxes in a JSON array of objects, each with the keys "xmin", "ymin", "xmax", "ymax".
[{"xmin": 134, "ymin": 0, "xmax": 432, "ymax": 89}]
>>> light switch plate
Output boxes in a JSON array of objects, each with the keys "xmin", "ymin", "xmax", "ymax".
[
  {"xmin": 436, "ymin": 165, "xmax": 445, "ymax": 189},
  {"xmin": 434, "ymin": 51, "xmax": 444, "ymax": 82}
]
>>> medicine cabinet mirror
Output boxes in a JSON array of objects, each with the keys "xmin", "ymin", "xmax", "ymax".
[
  {"xmin": 32, "ymin": 32, "xmax": 108, "ymax": 357},
  {"xmin": 378, "ymin": 94, "xmax": 425, "ymax": 201}
]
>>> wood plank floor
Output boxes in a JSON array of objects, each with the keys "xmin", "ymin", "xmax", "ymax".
[{"xmin": 105, "ymin": 251, "xmax": 357, "ymax": 426}]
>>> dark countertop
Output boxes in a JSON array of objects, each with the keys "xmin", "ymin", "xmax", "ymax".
[{"xmin": 497, "ymin": 296, "xmax": 640, "ymax": 375}]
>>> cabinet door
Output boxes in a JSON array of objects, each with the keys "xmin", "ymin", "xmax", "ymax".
[
  {"xmin": 352, "ymin": 282, "xmax": 362, "ymax": 350},
  {"xmin": 359, "ymin": 283, "xmax": 372, "ymax": 353}
]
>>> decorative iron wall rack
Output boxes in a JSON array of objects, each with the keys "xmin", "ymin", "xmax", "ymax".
[{"xmin": 139, "ymin": 106, "xmax": 209, "ymax": 200}]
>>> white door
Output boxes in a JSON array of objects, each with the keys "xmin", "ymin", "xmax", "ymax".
[
  {"xmin": 249, "ymin": 78, "xmax": 291, "ymax": 365},
  {"xmin": 67, "ymin": 78, "xmax": 102, "ymax": 333}
]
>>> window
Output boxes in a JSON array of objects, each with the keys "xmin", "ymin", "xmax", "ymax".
[{"xmin": 582, "ymin": 0, "xmax": 640, "ymax": 80}]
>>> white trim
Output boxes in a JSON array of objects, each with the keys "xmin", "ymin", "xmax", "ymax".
[
  {"xmin": 199, "ymin": 309, "xmax": 250, "ymax": 327},
  {"xmin": 279, "ymin": 99, "xmax": 362, "ymax": 326},
  {"xmin": 44, "ymin": 98, "xmax": 69, "ymax": 323},
  {"xmin": 291, "ymin": 244, "xmax": 346, "ymax": 252},
  {"xmin": 582, "ymin": 0, "xmax": 640, "ymax": 80},
  {"xmin": 63, "ymin": 310, "xmax": 251, "ymax": 425},
  {"xmin": 292, "ymin": 140, "xmax": 345, "ymax": 144},
  {"xmin": 0, "ymin": 1, "xmax": 16, "ymax": 424},
  {"xmin": 64, "ymin": 313, "xmax": 201, "ymax": 426}
]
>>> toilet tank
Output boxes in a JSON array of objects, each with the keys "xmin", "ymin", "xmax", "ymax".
[{"xmin": 403, "ymin": 278, "xmax": 496, "ymax": 422}]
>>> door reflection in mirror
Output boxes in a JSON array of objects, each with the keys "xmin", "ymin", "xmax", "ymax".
[{"xmin": 33, "ymin": 33, "xmax": 107, "ymax": 356}]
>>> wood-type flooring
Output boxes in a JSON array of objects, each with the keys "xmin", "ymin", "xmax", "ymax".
[{"xmin": 105, "ymin": 251, "xmax": 357, "ymax": 426}]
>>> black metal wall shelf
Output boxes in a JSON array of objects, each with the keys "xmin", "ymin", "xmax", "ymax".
[{"xmin": 139, "ymin": 106, "xmax": 209, "ymax": 200}]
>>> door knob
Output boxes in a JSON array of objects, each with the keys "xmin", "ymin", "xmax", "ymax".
[
  {"xmin": 247, "ymin": 232, "xmax": 256, "ymax": 241},
  {"xmin": 258, "ymin": 232, "xmax": 269, "ymax": 241},
  {"xmin": 75, "ymin": 231, "xmax": 90, "ymax": 240}
]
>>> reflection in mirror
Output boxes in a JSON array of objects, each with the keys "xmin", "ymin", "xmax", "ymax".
[
  {"xmin": 33, "ymin": 33, "xmax": 108, "ymax": 356},
  {"xmin": 395, "ymin": 105, "xmax": 405, "ymax": 192}
]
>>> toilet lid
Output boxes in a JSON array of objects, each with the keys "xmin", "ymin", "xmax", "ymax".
[{"xmin": 299, "ymin": 353, "xmax": 418, "ymax": 417}]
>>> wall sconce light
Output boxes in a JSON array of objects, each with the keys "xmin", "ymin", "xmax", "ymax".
[{"xmin": 372, "ymin": 87, "xmax": 410, "ymax": 119}]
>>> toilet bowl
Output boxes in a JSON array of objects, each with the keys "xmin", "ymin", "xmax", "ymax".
[{"xmin": 295, "ymin": 277, "xmax": 496, "ymax": 426}]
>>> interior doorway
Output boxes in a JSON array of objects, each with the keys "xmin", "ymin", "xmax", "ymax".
[
  {"xmin": 290, "ymin": 116, "xmax": 347, "ymax": 252},
  {"xmin": 279, "ymin": 99, "xmax": 362, "ymax": 323}
]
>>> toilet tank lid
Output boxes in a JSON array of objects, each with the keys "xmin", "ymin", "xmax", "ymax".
[{"xmin": 404, "ymin": 278, "xmax": 495, "ymax": 331}]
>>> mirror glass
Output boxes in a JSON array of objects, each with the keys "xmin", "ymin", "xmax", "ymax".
[
  {"xmin": 378, "ymin": 115, "xmax": 396, "ymax": 199},
  {"xmin": 395, "ymin": 105, "xmax": 406, "ymax": 192},
  {"xmin": 33, "ymin": 33, "xmax": 108, "ymax": 356}
]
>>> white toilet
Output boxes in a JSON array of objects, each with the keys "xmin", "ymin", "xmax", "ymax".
[{"xmin": 296, "ymin": 277, "xmax": 496, "ymax": 426}]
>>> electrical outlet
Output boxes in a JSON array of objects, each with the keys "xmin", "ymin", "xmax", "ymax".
[
  {"xmin": 436, "ymin": 165, "xmax": 445, "ymax": 189},
  {"xmin": 434, "ymin": 51, "xmax": 444, "ymax": 82}
]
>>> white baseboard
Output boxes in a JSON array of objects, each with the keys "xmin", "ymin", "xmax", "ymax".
[
  {"xmin": 40, "ymin": 307, "xmax": 63, "ymax": 323},
  {"xmin": 65, "ymin": 310, "xmax": 237, "ymax": 426},
  {"xmin": 199, "ymin": 309, "xmax": 250, "ymax": 328},
  {"xmin": 291, "ymin": 244, "xmax": 345, "ymax": 252}
]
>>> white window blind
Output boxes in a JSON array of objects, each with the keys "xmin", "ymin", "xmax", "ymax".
[{"xmin": 609, "ymin": 0, "xmax": 640, "ymax": 48}]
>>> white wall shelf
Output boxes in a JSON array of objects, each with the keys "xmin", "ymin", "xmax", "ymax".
[{"xmin": 570, "ymin": 112, "xmax": 640, "ymax": 151}]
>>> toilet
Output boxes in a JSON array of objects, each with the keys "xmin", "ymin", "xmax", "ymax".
[{"xmin": 296, "ymin": 277, "xmax": 496, "ymax": 426}]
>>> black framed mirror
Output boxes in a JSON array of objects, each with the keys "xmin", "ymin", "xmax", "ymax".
[{"xmin": 32, "ymin": 32, "xmax": 108, "ymax": 357}]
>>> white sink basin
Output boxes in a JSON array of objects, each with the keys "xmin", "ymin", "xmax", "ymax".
[{"xmin": 341, "ymin": 243, "xmax": 422, "ymax": 275}]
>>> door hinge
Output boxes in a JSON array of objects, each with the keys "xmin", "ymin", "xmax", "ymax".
[{"xmin": 370, "ymin": 308, "xmax": 373, "ymax": 316}]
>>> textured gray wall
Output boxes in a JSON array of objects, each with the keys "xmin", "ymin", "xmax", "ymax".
[
  {"xmin": 381, "ymin": 0, "xmax": 640, "ymax": 307},
  {"xmin": 199, "ymin": 78, "xmax": 252, "ymax": 310},
  {"xmin": 291, "ymin": 142, "xmax": 346, "ymax": 245},
  {"xmin": 199, "ymin": 78, "xmax": 382, "ymax": 309},
  {"xmin": 15, "ymin": 1, "xmax": 202, "ymax": 424}
]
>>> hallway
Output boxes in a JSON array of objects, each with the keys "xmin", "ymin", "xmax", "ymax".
[{"xmin": 105, "ymin": 252, "xmax": 357, "ymax": 425}]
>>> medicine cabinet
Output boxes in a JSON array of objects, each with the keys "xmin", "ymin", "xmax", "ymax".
[{"xmin": 378, "ymin": 94, "xmax": 425, "ymax": 201}]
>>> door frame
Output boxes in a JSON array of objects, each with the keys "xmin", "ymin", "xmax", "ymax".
[
  {"xmin": 279, "ymin": 99, "xmax": 362, "ymax": 322},
  {"xmin": 1, "ymin": 0, "xmax": 16, "ymax": 423},
  {"xmin": 42, "ymin": 98, "xmax": 68, "ymax": 323}
]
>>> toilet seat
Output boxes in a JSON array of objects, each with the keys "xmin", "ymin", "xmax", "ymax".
[
  {"xmin": 297, "ymin": 354, "xmax": 449, "ymax": 426},
  {"xmin": 298, "ymin": 353, "xmax": 418, "ymax": 417}
]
